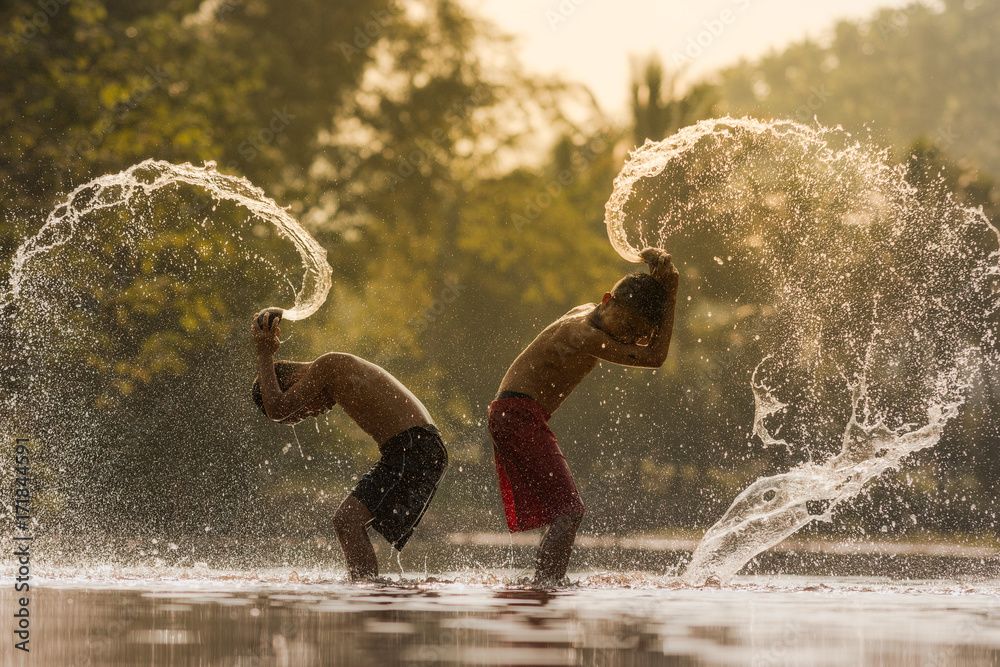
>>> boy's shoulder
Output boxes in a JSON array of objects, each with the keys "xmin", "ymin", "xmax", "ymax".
[
  {"xmin": 543, "ymin": 303, "xmax": 601, "ymax": 347},
  {"xmin": 307, "ymin": 352, "xmax": 367, "ymax": 380},
  {"xmin": 556, "ymin": 302, "xmax": 598, "ymax": 324},
  {"xmin": 316, "ymin": 352, "xmax": 407, "ymax": 384}
]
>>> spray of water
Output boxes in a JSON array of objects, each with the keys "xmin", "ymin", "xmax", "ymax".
[
  {"xmin": 1, "ymin": 159, "xmax": 331, "ymax": 320},
  {"xmin": 0, "ymin": 160, "xmax": 333, "ymax": 555},
  {"xmin": 604, "ymin": 117, "xmax": 1000, "ymax": 584}
]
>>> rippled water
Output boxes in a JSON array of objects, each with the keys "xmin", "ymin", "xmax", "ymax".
[{"xmin": 3, "ymin": 570, "xmax": 999, "ymax": 666}]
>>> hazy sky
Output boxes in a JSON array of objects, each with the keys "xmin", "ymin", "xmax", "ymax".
[{"xmin": 468, "ymin": 0, "xmax": 916, "ymax": 119}]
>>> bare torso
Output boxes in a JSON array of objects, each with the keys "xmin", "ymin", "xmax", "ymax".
[
  {"xmin": 498, "ymin": 304, "xmax": 602, "ymax": 415},
  {"xmin": 252, "ymin": 311, "xmax": 434, "ymax": 446},
  {"xmin": 316, "ymin": 354, "xmax": 433, "ymax": 445}
]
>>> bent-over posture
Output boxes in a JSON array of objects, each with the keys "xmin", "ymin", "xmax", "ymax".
[
  {"xmin": 252, "ymin": 310, "xmax": 448, "ymax": 580},
  {"xmin": 489, "ymin": 248, "xmax": 679, "ymax": 585}
]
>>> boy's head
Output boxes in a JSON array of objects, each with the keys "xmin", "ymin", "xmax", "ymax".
[
  {"xmin": 598, "ymin": 273, "xmax": 669, "ymax": 344},
  {"xmin": 252, "ymin": 360, "xmax": 313, "ymax": 423}
]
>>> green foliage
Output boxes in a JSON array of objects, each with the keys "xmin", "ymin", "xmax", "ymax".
[
  {"xmin": 716, "ymin": 1, "xmax": 1000, "ymax": 176},
  {"xmin": 631, "ymin": 56, "xmax": 718, "ymax": 145},
  {"xmin": 3, "ymin": 0, "xmax": 999, "ymax": 548}
]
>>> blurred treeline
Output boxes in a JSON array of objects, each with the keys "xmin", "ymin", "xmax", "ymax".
[{"xmin": 2, "ymin": 0, "xmax": 999, "ymax": 558}]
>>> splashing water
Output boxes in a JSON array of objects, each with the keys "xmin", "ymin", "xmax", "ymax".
[
  {"xmin": 604, "ymin": 117, "xmax": 1000, "ymax": 584},
  {"xmin": 0, "ymin": 160, "xmax": 332, "ymax": 550},
  {"xmin": 1, "ymin": 159, "xmax": 331, "ymax": 320}
]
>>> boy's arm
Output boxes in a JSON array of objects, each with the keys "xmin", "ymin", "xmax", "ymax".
[
  {"xmin": 635, "ymin": 247, "xmax": 679, "ymax": 365},
  {"xmin": 252, "ymin": 310, "xmax": 336, "ymax": 421},
  {"xmin": 578, "ymin": 322, "xmax": 671, "ymax": 368},
  {"xmin": 579, "ymin": 249, "xmax": 679, "ymax": 368}
]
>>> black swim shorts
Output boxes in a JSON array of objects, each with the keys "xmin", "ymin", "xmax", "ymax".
[{"xmin": 351, "ymin": 424, "xmax": 448, "ymax": 551}]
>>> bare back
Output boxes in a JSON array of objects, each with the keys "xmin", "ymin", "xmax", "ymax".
[
  {"xmin": 498, "ymin": 304, "xmax": 603, "ymax": 415},
  {"xmin": 252, "ymin": 310, "xmax": 434, "ymax": 446},
  {"xmin": 321, "ymin": 354, "xmax": 433, "ymax": 445},
  {"xmin": 257, "ymin": 351, "xmax": 433, "ymax": 446}
]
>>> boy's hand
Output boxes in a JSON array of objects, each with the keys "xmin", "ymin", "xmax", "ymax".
[
  {"xmin": 255, "ymin": 307, "xmax": 283, "ymax": 328},
  {"xmin": 251, "ymin": 309, "xmax": 281, "ymax": 355},
  {"xmin": 640, "ymin": 247, "xmax": 679, "ymax": 291}
]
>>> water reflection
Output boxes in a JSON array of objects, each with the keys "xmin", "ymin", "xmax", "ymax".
[{"xmin": 2, "ymin": 575, "xmax": 1000, "ymax": 666}]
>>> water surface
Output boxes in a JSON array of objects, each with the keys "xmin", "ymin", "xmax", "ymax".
[{"xmin": 3, "ymin": 571, "xmax": 999, "ymax": 666}]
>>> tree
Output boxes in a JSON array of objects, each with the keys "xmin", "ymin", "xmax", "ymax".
[{"xmin": 631, "ymin": 55, "xmax": 718, "ymax": 145}]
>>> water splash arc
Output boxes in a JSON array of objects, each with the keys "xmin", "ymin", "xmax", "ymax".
[
  {"xmin": 604, "ymin": 117, "xmax": 1000, "ymax": 584},
  {"xmin": 2, "ymin": 159, "xmax": 332, "ymax": 320}
]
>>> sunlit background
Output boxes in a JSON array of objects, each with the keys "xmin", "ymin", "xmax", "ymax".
[
  {"xmin": 1, "ymin": 0, "xmax": 998, "ymax": 571},
  {"xmin": 3, "ymin": 1, "xmax": 1000, "ymax": 665},
  {"xmin": 473, "ymin": 0, "xmax": 917, "ymax": 116}
]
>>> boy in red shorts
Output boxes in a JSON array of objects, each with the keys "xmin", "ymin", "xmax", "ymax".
[
  {"xmin": 251, "ymin": 309, "xmax": 448, "ymax": 581},
  {"xmin": 489, "ymin": 248, "xmax": 678, "ymax": 585}
]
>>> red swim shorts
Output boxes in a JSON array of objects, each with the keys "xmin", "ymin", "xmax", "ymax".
[{"xmin": 487, "ymin": 397, "xmax": 585, "ymax": 532}]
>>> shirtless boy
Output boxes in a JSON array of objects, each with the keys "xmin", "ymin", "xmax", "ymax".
[
  {"xmin": 488, "ymin": 248, "xmax": 679, "ymax": 585},
  {"xmin": 251, "ymin": 309, "xmax": 448, "ymax": 580}
]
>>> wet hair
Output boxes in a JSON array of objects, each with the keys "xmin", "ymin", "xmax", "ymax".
[
  {"xmin": 609, "ymin": 273, "xmax": 670, "ymax": 325},
  {"xmin": 251, "ymin": 360, "xmax": 305, "ymax": 417}
]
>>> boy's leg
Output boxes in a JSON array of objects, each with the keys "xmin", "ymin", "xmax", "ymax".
[
  {"xmin": 333, "ymin": 495, "xmax": 377, "ymax": 581},
  {"xmin": 533, "ymin": 512, "xmax": 583, "ymax": 586}
]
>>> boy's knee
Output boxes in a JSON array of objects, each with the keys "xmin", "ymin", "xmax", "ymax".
[{"xmin": 333, "ymin": 498, "xmax": 368, "ymax": 534}]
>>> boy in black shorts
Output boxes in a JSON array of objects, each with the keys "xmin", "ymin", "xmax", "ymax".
[{"xmin": 251, "ymin": 309, "xmax": 448, "ymax": 580}]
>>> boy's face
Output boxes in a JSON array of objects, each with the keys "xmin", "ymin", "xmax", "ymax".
[{"xmin": 599, "ymin": 293, "xmax": 654, "ymax": 345}]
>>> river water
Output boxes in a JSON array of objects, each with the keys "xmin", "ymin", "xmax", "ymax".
[{"xmin": 3, "ymin": 566, "xmax": 999, "ymax": 666}]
